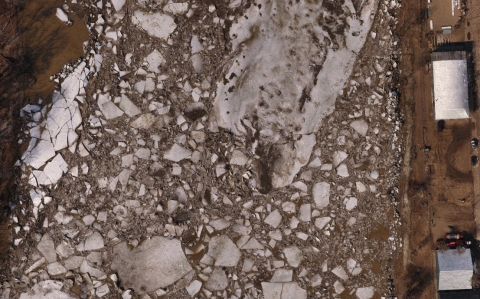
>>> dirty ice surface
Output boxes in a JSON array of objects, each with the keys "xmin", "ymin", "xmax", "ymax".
[
  {"xmin": 213, "ymin": 0, "xmax": 377, "ymax": 189},
  {"xmin": 11, "ymin": 0, "xmax": 403, "ymax": 297},
  {"xmin": 214, "ymin": 0, "xmax": 376, "ymax": 135}
]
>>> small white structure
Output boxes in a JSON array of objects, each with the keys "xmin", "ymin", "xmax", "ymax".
[
  {"xmin": 432, "ymin": 51, "xmax": 469, "ymax": 120},
  {"xmin": 436, "ymin": 249, "xmax": 473, "ymax": 290}
]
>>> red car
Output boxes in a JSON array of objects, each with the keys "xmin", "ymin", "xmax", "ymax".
[{"xmin": 436, "ymin": 232, "xmax": 472, "ymax": 249}]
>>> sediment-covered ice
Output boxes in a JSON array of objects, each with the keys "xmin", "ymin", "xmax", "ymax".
[
  {"xmin": 214, "ymin": 0, "xmax": 376, "ymax": 136},
  {"xmin": 212, "ymin": 0, "xmax": 377, "ymax": 189}
]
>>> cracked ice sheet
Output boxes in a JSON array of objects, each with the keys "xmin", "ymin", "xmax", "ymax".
[
  {"xmin": 22, "ymin": 61, "xmax": 88, "ymax": 169},
  {"xmin": 213, "ymin": 0, "xmax": 377, "ymax": 137},
  {"xmin": 46, "ymin": 95, "xmax": 82, "ymax": 151},
  {"xmin": 22, "ymin": 138, "xmax": 56, "ymax": 169}
]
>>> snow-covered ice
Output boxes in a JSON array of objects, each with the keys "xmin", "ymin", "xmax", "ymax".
[{"xmin": 131, "ymin": 11, "xmax": 177, "ymax": 39}]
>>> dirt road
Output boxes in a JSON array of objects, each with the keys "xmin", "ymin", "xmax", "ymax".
[{"xmin": 397, "ymin": 0, "xmax": 477, "ymax": 297}]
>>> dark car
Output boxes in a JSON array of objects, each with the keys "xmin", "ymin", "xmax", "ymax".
[
  {"xmin": 471, "ymin": 138, "xmax": 478, "ymax": 150},
  {"xmin": 471, "ymin": 156, "xmax": 478, "ymax": 166},
  {"xmin": 437, "ymin": 120, "xmax": 445, "ymax": 132}
]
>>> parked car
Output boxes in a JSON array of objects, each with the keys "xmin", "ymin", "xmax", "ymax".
[
  {"xmin": 472, "ymin": 156, "xmax": 478, "ymax": 166},
  {"xmin": 471, "ymin": 138, "xmax": 478, "ymax": 150},
  {"xmin": 437, "ymin": 232, "xmax": 472, "ymax": 250},
  {"xmin": 445, "ymin": 233, "xmax": 465, "ymax": 240},
  {"xmin": 443, "ymin": 239, "xmax": 471, "ymax": 249},
  {"xmin": 437, "ymin": 120, "xmax": 445, "ymax": 132}
]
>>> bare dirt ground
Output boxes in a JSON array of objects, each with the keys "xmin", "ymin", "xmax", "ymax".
[{"xmin": 396, "ymin": 0, "xmax": 477, "ymax": 297}]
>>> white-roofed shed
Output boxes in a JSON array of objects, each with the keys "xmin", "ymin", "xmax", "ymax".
[
  {"xmin": 432, "ymin": 51, "xmax": 469, "ymax": 120},
  {"xmin": 436, "ymin": 248, "xmax": 473, "ymax": 291}
]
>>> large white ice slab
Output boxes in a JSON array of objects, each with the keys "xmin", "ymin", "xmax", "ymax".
[
  {"xmin": 213, "ymin": 0, "xmax": 376, "ymax": 136},
  {"xmin": 131, "ymin": 11, "xmax": 177, "ymax": 39}
]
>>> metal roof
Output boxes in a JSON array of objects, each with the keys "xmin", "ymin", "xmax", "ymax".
[
  {"xmin": 436, "ymin": 249, "xmax": 473, "ymax": 291},
  {"xmin": 432, "ymin": 51, "xmax": 469, "ymax": 120}
]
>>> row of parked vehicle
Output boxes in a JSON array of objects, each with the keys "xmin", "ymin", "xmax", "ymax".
[{"xmin": 436, "ymin": 232, "xmax": 472, "ymax": 250}]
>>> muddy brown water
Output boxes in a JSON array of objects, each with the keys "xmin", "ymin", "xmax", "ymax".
[
  {"xmin": 0, "ymin": 0, "xmax": 88, "ymax": 279},
  {"xmin": 20, "ymin": 0, "xmax": 89, "ymax": 101}
]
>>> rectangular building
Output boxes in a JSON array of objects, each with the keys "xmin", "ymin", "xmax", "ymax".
[
  {"xmin": 432, "ymin": 51, "xmax": 469, "ymax": 120},
  {"xmin": 436, "ymin": 248, "xmax": 473, "ymax": 290}
]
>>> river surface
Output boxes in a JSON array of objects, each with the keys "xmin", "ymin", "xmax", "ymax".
[{"xmin": 20, "ymin": 0, "xmax": 89, "ymax": 100}]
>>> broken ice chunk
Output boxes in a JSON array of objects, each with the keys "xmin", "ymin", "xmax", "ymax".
[
  {"xmin": 146, "ymin": 50, "xmax": 165, "ymax": 73},
  {"xmin": 134, "ymin": 78, "xmax": 147, "ymax": 92},
  {"xmin": 344, "ymin": 197, "xmax": 358, "ymax": 211},
  {"xmin": 334, "ymin": 280, "xmax": 345, "ymax": 294},
  {"xmin": 332, "ymin": 266, "xmax": 348, "ymax": 280},
  {"xmin": 119, "ymin": 95, "xmax": 141, "ymax": 117},
  {"xmin": 191, "ymin": 35, "xmax": 204, "ymax": 54},
  {"xmin": 56, "ymin": 8, "xmax": 72, "ymax": 26},
  {"xmin": 283, "ymin": 246, "xmax": 303, "ymax": 267},
  {"xmin": 264, "ymin": 209, "xmax": 282, "ymax": 228},
  {"xmin": 84, "ymin": 232, "xmax": 104, "ymax": 251},
  {"xmin": 118, "ymin": 169, "xmax": 131, "ymax": 189},
  {"xmin": 312, "ymin": 182, "xmax": 330, "ymax": 209},
  {"xmin": 230, "ymin": 149, "xmax": 248, "ymax": 166},
  {"xmin": 241, "ymin": 237, "xmax": 263, "ymax": 250},
  {"xmin": 209, "ymin": 218, "xmax": 230, "ymax": 231},
  {"xmin": 42, "ymin": 153, "xmax": 68, "ymax": 185},
  {"xmin": 332, "ymin": 151, "xmax": 348, "ymax": 166},
  {"xmin": 207, "ymin": 235, "xmax": 242, "ymax": 267},
  {"xmin": 314, "ymin": 217, "xmax": 331, "ymax": 230},
  {"xmin": 131, "ymin": 114, "xmax": 158, "ymax": 129},
  {"xmin": 135, "ymin": 148, "xmax": 151, "ymax": 160},
  {"xmin": 112, "ymin": 237, "xmax": 192, "ymax": 294},
  {"xmin": 292, "ymin": 181, "xmax": 308, "ymax": 193},
  {"xmin": 98, "ymin": 94, "xmax": 124, "ymax": 119},
  {"xmin": 347, "ymin": 258, "xmax": 357, "ymax": 273},
  {"xmin": 186, "ymin": 280, "xmax": 202, "ymax": 297},
  {"xmin": 205, "ymin": 268, "xmax": 228, "ymax": 291},
  {"xmin": 311, "ymin": 274, "xmax": 322, "ymax": 287},
  {"xmin": 131, "ymin": 11, "xmax": 177, "ymax": 39},
  {"xmin": 80, "ymin": 259, "xmax": 105, "ymax": 278},
  {"xmin": 308, "ymin": 157, "xmax": 322, "ymax": 168},
  {"xmin": 336, "ymin": 164, "xmax": 349, "ymax": 177},
  {"xmin": 19, "ymin": 281, "xmax": 73, "ymax": 299},
  {"xmin": 262, "ymin": 282, "xmax": 307, "ymax": 299},
  {"xmin": 112, "ymin": 0, "xmax": 126, "ymax": 11},
  {"xmin": 298, "ymin": 204, "xmax": 311, "ymax": 222},
  {"xmin": 350, "ymin": 119, "xmax": 368, "ymax": 137},
  {"xmin": 30, "ymin": 189, "xmax": 42, "ymax": 207},
  {"xmin": 270, "ymin": 269, "xmax": 293, "ymax": 282},
  {"xmin": 163, "ymin": 2, "xmax": 189, "ymax": 14},
  {"xmin": 47, "ymin": 262, "xmax": 68, "ymax": 277},
  {"xmin": 356, "ymin": 181, "xmax": 366, "ymax": 193},
  {"xmin": 96, "ymin": 284, "xmax": 110, "ymax": 297},
  {"xmin": 37, "ymin": 234, "xmax": 56, "ymax": 263},
  {"xmin": 23, "ymin": 139, "xmax": 56, "ymax": 169},
  {"xmin": 356, "ymin": 287, "xmax": 375, "ymax": 299},
  {"xmin": 164, "ymin": 144, "xmax": 191, "ymax": 162},
  {"xmin": 191, "ymin": 54, "xmax": 203, "ymax": 73}
]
